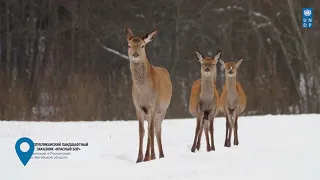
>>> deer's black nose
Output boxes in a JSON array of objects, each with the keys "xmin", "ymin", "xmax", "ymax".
[
  {"xmin": 132, "ymin": 52, "xmax": 139, "ymax": 58},
  {"xmin": 205, "ymin": 68, "xmax": 210, "ymax": 72},
  {"xmin": 228, "ymin": 70, "xmax": 233, "ymax": 74}
]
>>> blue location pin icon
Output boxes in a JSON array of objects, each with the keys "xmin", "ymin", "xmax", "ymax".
[{"xmin": 15, "ymin": 137, "xmax": 35, "ymax": 166}]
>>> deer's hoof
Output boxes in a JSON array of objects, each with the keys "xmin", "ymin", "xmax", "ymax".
[
  {"xmin": 191, "ymin": 147, "xmax": 196, "ymax": 153},
  {"xmin": 207, "ymin": 146, "xmax": 211, "ymax": 152},
  {"xmin": 151, "ymin": 154, "xmax": 156, "ymax": 160},
  {"xmin": 136, "ymin": 157, "xmax": 143, "ymax": 163},
  {"xmin": 224, "ymin": 141, "xmax": 231, "ymax": 147},
  {"xmin": 143, "ymin": 155, "xmax": 150, "ymax": 162}
]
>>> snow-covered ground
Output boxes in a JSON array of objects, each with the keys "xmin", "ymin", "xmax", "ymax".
[{"xmin": 0, "ymin": 114, "xmax": 319, "ymax": 180}]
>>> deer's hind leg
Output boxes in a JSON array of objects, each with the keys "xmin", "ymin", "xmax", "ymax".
[{"xmin": 155, "ymin": 111, "xmax": 166, "ymax": 158}]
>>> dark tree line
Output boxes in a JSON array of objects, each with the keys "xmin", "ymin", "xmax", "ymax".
[{"xmin": 0, "ymin": 0, "xmax": 319, "ymax": 121}]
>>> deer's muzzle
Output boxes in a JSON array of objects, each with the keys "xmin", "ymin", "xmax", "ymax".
[{"xmin": 132, "ymin": 52, "xmax": 139, "ymax": 58}]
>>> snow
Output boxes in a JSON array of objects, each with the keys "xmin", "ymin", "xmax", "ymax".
[{"xmin": 0, "ymin": 114, "xmax": 319, "ymax": 180}]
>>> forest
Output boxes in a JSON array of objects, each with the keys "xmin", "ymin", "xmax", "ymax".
[{"xmin": 0, "ymin": 0, "xmax": 319, "ymax": 121}]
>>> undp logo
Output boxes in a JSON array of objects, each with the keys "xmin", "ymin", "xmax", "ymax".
[
  {"xmin": 302, "ymin": 8, "xmax": 313, "ymax": 28},
  {"xmin": 303, "ymin": 9, "xmax": 312, "ymax": 16}
]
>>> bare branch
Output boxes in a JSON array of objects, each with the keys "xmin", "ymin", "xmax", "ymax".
[
  {"xmin": 212, "ymin": 5, "xmax": 245, "ymax": 13},
  {"xmin": 88, "ymin": 28, "xmax": 129, "ymax": 61}
]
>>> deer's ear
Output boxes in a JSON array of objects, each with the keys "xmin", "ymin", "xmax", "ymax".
[
  {"xmin": 142, "ymin": 28, "xmax": 158, "ymax": 44},
  {"xmin": 219, "ymin": 60, "xmax": 225, "ymax": 68},
  {"xmin": 196, "ymin": 50, "xmax": 203, "ymax": 63},
  {"xmin": 236, "ymin": 59, "xmax": 244, "ymax": 68},
  {"xmin": 213, "ymin": 50, "xmax": 222, "ymax": 61},
  {"xmin": 125, "ymin": 26, "xmax": 134, "ymax": 42}
]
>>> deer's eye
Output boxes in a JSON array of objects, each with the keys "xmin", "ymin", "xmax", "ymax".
[
  {"xmin": 128, "ymin": 44, "xmax": 131, "ymax": 48},
  {"xmin": 141, "ymin": 45, "xmax": 145, "ymax": 48}
]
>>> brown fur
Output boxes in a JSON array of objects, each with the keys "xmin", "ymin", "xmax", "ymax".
[
  {"xmin": 218, "ymin": 59, "xmax": 247, "ymax": 147},
  {"xmin": 189, "ymin": 50, "xmax": 221, "ymax": 152},
  {"xmin": 125, "ymin": 26, "xmax": 172, "ymax": 163},
  {"xmin": 189, "ymin": 80, "xmax": 219, "ymax": 118}
]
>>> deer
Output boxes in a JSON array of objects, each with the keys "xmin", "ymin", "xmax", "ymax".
[
  {"xmin": 189, "ymin": 50, "xmax": 222, "ymax": 152},
  {"xmin": 218, "ymin": 58, "xmax": 246, "ymax": 148},
  {"xmin": 125, "ymin": 26, "xmax": 172, "ymax": 163}
]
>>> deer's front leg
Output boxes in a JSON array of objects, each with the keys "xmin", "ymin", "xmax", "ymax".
[
  {"xmin": 150, "ymin": 112, "xmax": 156, "ymax": 160},
  {"xmin": 136, "ymin": 109, "xmax": 145, "ymax": 163},
  {"xmin": 191, "ymin": 119, "xmax": 200, "ymax": 152},
  {"xmin": 208, "ymin": 112, "xmax": 215, "ymax": 151},
  {"xmin": 143, "ymin": 113, "xmax": 151, "ymax": 162},
  {"xmin": 196, "ymin": 119, "xmax": 204, "ymax": 151},
  {"xmin": 196, "ymin": 102, "xmax": 204, "ymax": 151},
  {"xmin": 227, "ymin": 112, "xmax": 233, "ymax": 147},
  {"xmin": 191, "ymin": 111, "xmax": 204, "ymax": 152},
  {"xmin": 233, "ymin": 112, "xmax": 239, "ymax": 146},
  {"xmin": 203, "ymin": 120, "xmax": 211, "ymax": 152},
  {"xmin": 224, "ymin": 109, "xmax": 233, "ymax": 147},
  {"xmin": 224, "ymin": 117, "xmax": 229, "ymax": 147}
]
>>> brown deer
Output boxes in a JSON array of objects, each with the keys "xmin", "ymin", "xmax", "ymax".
[
  {"xmin": 218, "ymin": 59, "xmax": 246, "ymax": 147},
  {"xmin": 189, "ymin": 50, "xmax": 221, "ymax": 152},
  {"xmin": 125, "ymin": 26, "xmax": 172, "ymax": 163}
]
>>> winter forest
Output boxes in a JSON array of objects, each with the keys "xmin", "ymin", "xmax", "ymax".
[{"xmin": 0, "ymin": 0, "xmax": 319, "ymax": 121}]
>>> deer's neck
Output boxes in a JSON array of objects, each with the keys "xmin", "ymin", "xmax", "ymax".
[
  {"xmin": 226, "ymin": 76, "xmax": 237, "ymax": 96},
  {"xmin": 130, "ymin": 58, "xmax": 151, "ymax": 86},
  {"xmin": 200, "ymin": 75, "xmax": 215, "ymax": 98}
]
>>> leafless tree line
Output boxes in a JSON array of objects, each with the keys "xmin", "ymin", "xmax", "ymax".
[{"xmin": 0, "ymin": 0, "xmax": 319, "ymax": 121}]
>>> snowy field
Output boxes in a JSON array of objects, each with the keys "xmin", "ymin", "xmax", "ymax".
[{"xmin": 1, "ymin": 114, "xmax": 320, "ymax": 180}]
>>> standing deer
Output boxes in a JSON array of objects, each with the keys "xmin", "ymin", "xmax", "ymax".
[
  {"xmin": 189, "ymin": 50, "xmax": 221, "ymax": 152},
  {"xmin": 125, "ymin": 26, "xmax": 172, "ymax": 163},
  {"xmin": 218, "ymin": 59, "xmax": 246, "ymax": 147}
]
